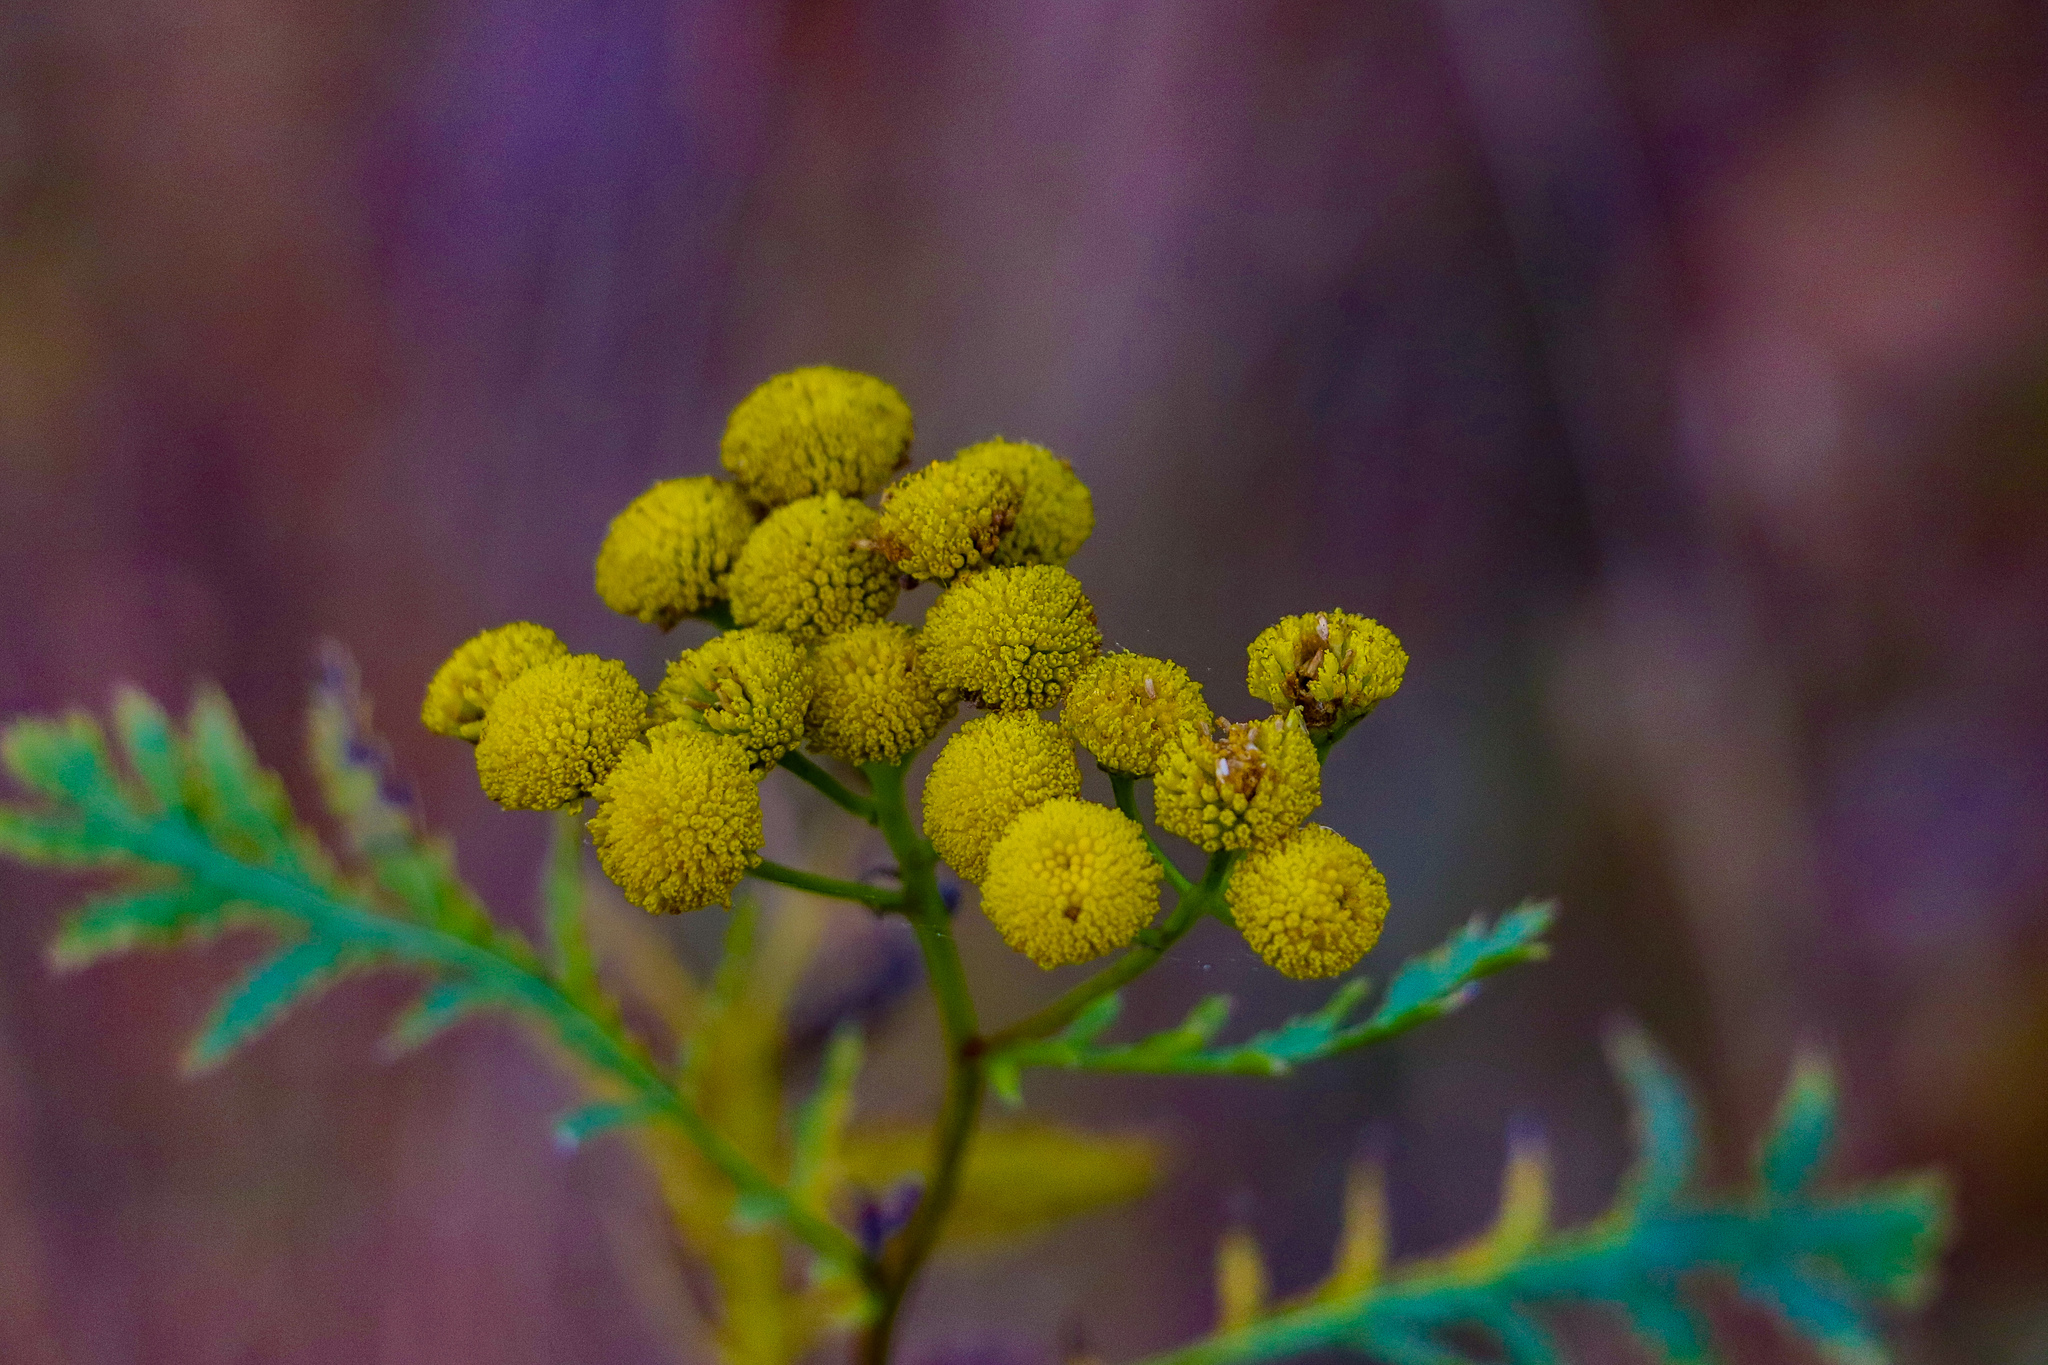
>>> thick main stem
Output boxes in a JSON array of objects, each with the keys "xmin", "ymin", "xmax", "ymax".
[{"xmin": 860, "ymin": 761, "xmax": 983, "ymax": 1365}]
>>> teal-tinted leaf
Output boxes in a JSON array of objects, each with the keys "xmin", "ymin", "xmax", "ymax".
[
  {"xmin": 112, "ymin": 687, "xmax": 184, "ymax": 813},
  {"xmin": 1741, "ymin": 1271, "xmax": 1887, "ymax": 1365},
  {"xmin": 1818, "ymin": 1174, "xmax": 1953, "ymax": 1304},
  {"xmin": 1475, "ymin": 1305, "xmax": 1562, "ymax": 1365},
  {"xmin": 49, "ymin": 885, "xmax": 250, "ymax": 970},
  {"xmin": 1620, "ymin": 1295, "xmax": 1710, "ymax": 1365},
  {"xmin": 1347, "ymin": 901, "xmax": 1554, "ymax": 1043},
  {"xmin": 1759, "ymin": 1050, "xmax": 1838, "ymax": 1198},
  {"xmin": 1607, "ymin": 1025, "xmax": 1698, "ymax": 1212},
  {"xmin": 1064, "ymin": 991, "xmax": 1124, "ymax": 1044},
  {"xmin": 383, "ymin": 979, "xmax": 498, "ymax": 1057},
  {"xmin": 184, "ymin": 937, "xmax": 355, "ymax": 1072},
  {"xmin": 554, "ymin": 1096, "xmax": 664, "ymax": 1151}
]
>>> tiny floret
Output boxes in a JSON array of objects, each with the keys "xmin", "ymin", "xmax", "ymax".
[
  {"xmin": 1246, "ymin": 611, "xmax": 1407, "ymax": 735},
  {"xmin": 954, "ymin": 439, "xmax": 1094, "ymax": 566},
  {"xmin": 421, "ymin": 622, "xmax": 569, "ymax": 742},
  {"xmin": 919, "ymin": 565, "xmax": 1101, "ymax": 712},
  {"xmin": 806, "ymin": 622, "xmax": 957, "ymax": 766},
  {"xmin": 1227, "ymin": 825, "xmax": 1388, "ymax": 978},
  {"xmin": 981, "ymin": 799, "xmax": 1161, "ymax": 967},
  {"xmin": 594, "ymin": 477, "xmax": 756, "ymax": 628},
  {"xmin": 1061, "ymin": 652, "xmax": 1213, "ymax": 776},
  {"xmin": 1154, "ymin": 712, "xmax": 1320, "ymax": 852},
  {"xmin": 589, "ymin": 725, "xmax": 763, "ymax": 913},
  {"xmin": 720, "ymin": 366, "xmax": 913, "ymax": 506},
  {"xmin": 652, "ymin": 628, "xmax": 812, "ymax": 772},
  {"xmin": 474, "ymin": 655, "xmax": 647, "ymax": 810},
  {"xmin": 728, "ymin": 493, "xmax": 901, "ymax": 643},
  {"xmin": 874, "ymin": 460, "xmax": 1020, "ymax": 582},
  {"xmin": 921, "ymin": 712, "xmax": 1081, "ymax": 883}
]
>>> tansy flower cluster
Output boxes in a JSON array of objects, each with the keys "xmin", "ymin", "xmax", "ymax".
[{"xmin": 421, "ymin": 364, "xmax": 1405, "ymax": 981}]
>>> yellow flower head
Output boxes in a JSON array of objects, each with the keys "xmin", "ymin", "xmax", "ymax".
[
  {"xmin": 806, "ymin": 622, "xmax": 957, "ymax": 766},
  {"xmin": 921, "ymin": 712, "xmax": 1081, "ymax": 883},
  {"xmin": 1246, "ymin": 611, "xmax": 1407, "ymax": 735},
  {"xmin": 589, "ymin": 724, "xmax": 763, "ymax": 913},
  {"xmin": 728, "ymin": 493, "xmax": 901, "ymax": 643},
  {"xmin": 954, "ymin": 439, "xmax": 1094, "ymax": 567},
  {"xmin": 1154, "ymin": 711, "xmax": 1320, "ymax": 852},
  {"xmin": 1061, "ymin": 652, "xmax": 1213, "ymax": 776},
  {"xmin": 981, "ymin": 798, "xmax": 1161, "ymax": 967},
  {"xmin": 1227, "ymin": 825, "xmax": 1387, "ymax": 978},
  {"xmin": 652, "ymin": 628, "xmax": 811, "ymax": 772},
  {"xmin": 421, "ymin": 622, "xmax": 569, "ymax": 742},
  {"xmin": 873, "ymin": 460, "xmax": 1020, "ymax": 582},
  {"xmin": 721, "ymin": 366, "xmax": 914, "ymax": 506},
  {"xmin": 474, "ymin": 655, "xmax": 647, "ymax": 810},
  {"xmin": 594, "ymin": 477, "xmax": 756, "ymax": 628},
  {"xmin": 919, "ymin": 565, "xmax": 1101, "ymax": 712}
]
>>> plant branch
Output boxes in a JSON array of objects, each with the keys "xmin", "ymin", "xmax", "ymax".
[
  {"xmin": 777, "ymin": 751, "xmax": 878, "ymax": 825},
  {"xmin": 750, "ymin": 858, "xmax": 902, "ymax": 911},
  {"xmin": 1106, "ymin": 769, "xmax": 1195, "ymax": 896},
  {"xmin": 859, "ymin": 758, "xmax": 985, "ymax": 1365}
]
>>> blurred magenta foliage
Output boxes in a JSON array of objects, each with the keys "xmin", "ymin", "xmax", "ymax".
[{"xmin": 1, "ymin": 2, "xmax": 2044, "ymax": 1362}]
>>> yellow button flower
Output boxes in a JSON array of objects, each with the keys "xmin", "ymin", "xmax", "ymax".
[
  {"xmin": 1245, "ymin": 611, "xmax": 1407, "ymax": 735},
  {"xmin": 594, "ymin": 477, "xmax": 756, "ymax": 628},
  {"xmin": 873, "ymin": 460, "xmax": 1020, "ymax": 582},
  {"xmin": 921, "ymin": 712, "xmax": 1081, "ymax": 883},
  {"xmin": 1061, "ymin": 652, "xmax": 1213, "ymax": 776},
  {"xmin": 981, "ymin": 799, "xmax": 1161, "ymax": 967},
  {"xmin": 721, "ymin": 366, "xmax": 914, "ymax": 506},
  {"xmin": 919, "ymin": 565, "xmax": 1101, "ymax": 712},
  {"xmin": 728, "ymin": 493, "xmax": 901, "ymax": 643},
  {"xmin": 1154, "ymin": 711, "xmax": 1320, "ymax": 852},
  {"xmin": 1227, "ymin": 825, "xmax": 1387, "ymax": 978},
  {"xmin": 589, "ymin": 724, "xmax": 763, "ymax": 913},
  {"xmin": 806, "ymin": 622, "xmax": 957, "ymax": 766},
  {"xmin": 954, "ymin": 439, "xmax": 1094, "ymax": 566},
  {"xmin": 474, "ymin": 655, "xmax": 647, "ymax": 810},
  {"xmin": 652, "ymin": 628, "xmax": 811, "ymax": 773},
  {"xmin": 421, "ymin": 622, "xmax": 569, "ymax": 742}
]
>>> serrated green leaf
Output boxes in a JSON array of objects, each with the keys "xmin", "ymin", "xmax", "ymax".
[
  {"xmin": 1760, "ymin": 1050, "xmax": 1838, "ymax": 1198},
  {"xmin": 1474, "ymin": 1306, "xmax": 1562, "ymax": 1365},
  {"xmin": 383, "ymin": 979, "xmax": 498, "ymax": 1056},
  {"xmin": 1349, "ymin": 901, "xmax": 1554, "ymax": 1041},
  {"xmin": 554, "ymin": 1096, "xmax": 664, "ymax": 1150},
  {"xmin": 48, "ymin": 885, "xmax": 249, "ymax": 970},
  {"xmin": 1607, "ymin": 1025, "xmax": 1698, "ymax": 1213},
  {"xmin": 2, "ymin": 712, "xmax": 117, "ymax": 805},
  {"xmin": 112, "ymin": 687, "xmax": 184, "ymax": 813},
  {"xmin": 0, "ymin": 806, "xmax": 122, "ymax": 867},
  {"xmin": 185, "ymin": 687, "xmax": 303, "ymax": 873},
  {"xmin": 184, "ymin": 938, "xmax": 355, "ymax": 1072},
  {"xmin": 987, "ymin": 1057, "xmax": 1024, "ymax": 1108}
]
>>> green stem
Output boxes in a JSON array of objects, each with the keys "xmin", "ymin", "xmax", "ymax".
[
  {"xmin": 777, "ymin": 751, "xmax": 878, "ymax": 825},
  {"xmin": 693, "ymin": 601, "xmax": 737, "ymax": 631},
  {"xmin": 859, "ymin": 760, "xmax": 984, "ymax": 1365},
  {"xmin": 749, "ymin": 859, "xmax": 902, "ymax": 911},
  {"xmin": 983, "ymin": 850, "xmax": 1234, "ymax": 1053},
  {"xmin": 84, "ymin": 790, "xmax": 877, "ymax": 1287},
  {"xmin": 1105, "ymin": 769, "xmax": 1195, "ymax": 896}
]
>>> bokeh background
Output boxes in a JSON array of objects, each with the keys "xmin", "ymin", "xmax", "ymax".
[{"xmin": 3, "ymin": 1, "xmax": 2046, "ymax": 1361}]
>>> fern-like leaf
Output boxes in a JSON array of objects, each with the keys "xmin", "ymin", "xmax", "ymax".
[
  {"xmin": 1135, "ymin": 1029, "xmax": 1950, "ymax": 1365},
  {"xmin": 995, "ymin": 902, "xmax": 1553, "ymax": 1085},
  {"xmin": 184, "ymin": 938, "xmax": 360, "ymax": 1072}
]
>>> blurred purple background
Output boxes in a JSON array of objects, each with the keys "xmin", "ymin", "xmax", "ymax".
[{"xmin": 3, "ymin": 2, "xmax": 2046, "ymax": 1362}]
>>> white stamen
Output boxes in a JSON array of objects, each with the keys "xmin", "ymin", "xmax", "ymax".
[
  {"xmin": 1216, "ymin": 758, "xmax": 1230, "ymax": 781},
  {"xmin": 1316, "ymin": 614, "xmax": 1330, "ymax": 643},
  {"xmin": 1143, "ymin": 676, "xmax": 1157, "ymax": 700}
]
